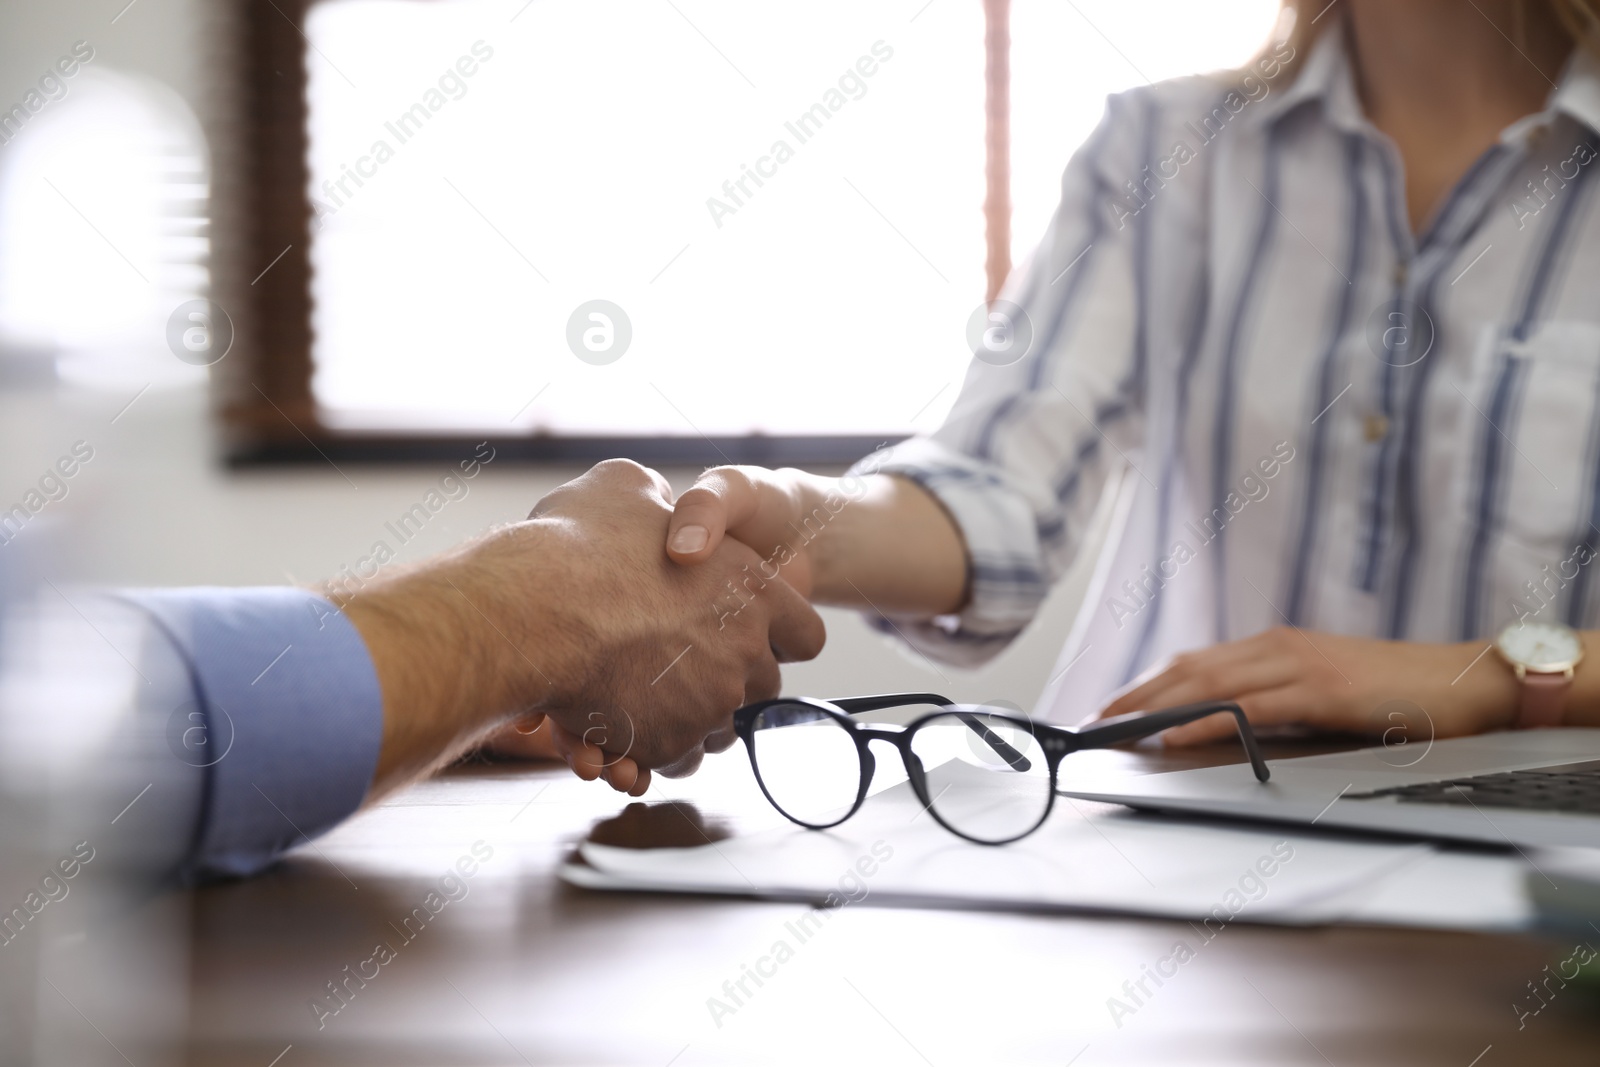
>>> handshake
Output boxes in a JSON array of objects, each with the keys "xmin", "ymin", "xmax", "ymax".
[{"xmin": 341, "ymin": 459, "xmax": 970, "ymax": 804}]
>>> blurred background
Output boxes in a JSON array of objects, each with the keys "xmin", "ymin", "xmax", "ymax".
[
  {"xmin": 0, "ymin": 1, "xmax": 1278, "ymax": 1060},
  {"xmin": 0, "ymin": 0, "xmax": 1279, "ymax": 700}
]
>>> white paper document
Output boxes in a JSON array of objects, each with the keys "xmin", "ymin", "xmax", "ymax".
[{"xmin": 562, "ymin": 775, "xmax": 1534, "ymax": 931}]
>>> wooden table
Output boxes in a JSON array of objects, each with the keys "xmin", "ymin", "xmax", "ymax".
[{"xmin": 174, "ymin": 740, "xmax": 1600, "ymax": 1066}]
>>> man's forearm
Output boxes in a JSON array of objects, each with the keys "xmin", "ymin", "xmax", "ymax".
[
  {"xmin": 334, "ymin": 524, "xmax": 562, "ymax": 803},
  {"xmin": 336, "ymin": 564, "xmax": 491, "ymax": 802},
  {"xmin": 805, "ymin": 473, "xmax": 970, "ymax": 617}
]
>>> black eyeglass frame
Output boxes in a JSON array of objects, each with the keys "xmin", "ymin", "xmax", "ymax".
[{"xmin": 732, "ymin": 693, "xmax": 1271, "ymax": 845}]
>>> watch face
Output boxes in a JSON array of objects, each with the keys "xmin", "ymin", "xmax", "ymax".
[{"xmin": 1497, "ymin": 621, "xmax": 1584, "ymax": 671}]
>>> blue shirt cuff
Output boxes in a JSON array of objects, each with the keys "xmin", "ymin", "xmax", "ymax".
[{"xmin": 121, "ymin": 588, "xmax": 383, "ymax": 878}]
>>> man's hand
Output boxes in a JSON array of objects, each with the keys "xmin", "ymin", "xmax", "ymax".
[
  {"xmin": 1095, "ymin": 628, "xmax": 1520, "ymax": 745},
  {"xmin": 526, "ymin": 461, "xmax": 826, "ymax": 775},
  {"xmin": 339, "ymin": 460, "xmax": 826, "ymax": 802}
]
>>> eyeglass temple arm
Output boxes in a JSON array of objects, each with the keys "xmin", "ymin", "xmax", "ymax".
[
  {"xmin": 831, "ymin": 693, "xmax": 954, "ymax": 714},
  {"xmin": 829, "ymin": 694, "xmax": 1033, "ymax": 772},
  {"xmin": 1070, "ymin": 701, "xmax": 1271, "ymax": 782}
]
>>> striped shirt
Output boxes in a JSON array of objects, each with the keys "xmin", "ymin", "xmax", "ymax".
[{"xmin": 858, "ymin": 27, "xmax": 1600, "ymax": 720}]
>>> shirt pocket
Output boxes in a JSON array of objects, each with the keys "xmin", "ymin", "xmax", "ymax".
[{"xmin": 1450, "ymin": 320, "xmax": 1600, "ymax": 557}]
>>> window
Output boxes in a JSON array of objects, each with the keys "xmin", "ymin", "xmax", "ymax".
[
  {"xmin": 225, "ymin": 0, "xmax": 1280, "ymax": 464},
  {"xmin": 1009, "ymin": 0, "xmax": 1280, "ymax": 261},
  {"xmin": 0, "ymin": 67, "xmax": 209, "ymax": 393},
  {"xmin": 305, "ymin": 0, "xmax": 984, "ymax": 447}
]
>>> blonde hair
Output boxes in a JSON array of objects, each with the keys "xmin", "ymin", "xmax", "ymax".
[
  {"xmin": 1548, "ymin": 0, "xmax": 1600, "ymax": 49},
  {"xmin": 1271, "ymin": 0, "xmax": 1600, "ymax": 73}
]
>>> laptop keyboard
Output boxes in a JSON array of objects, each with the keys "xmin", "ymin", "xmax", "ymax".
[{"xmin": 1347, "ymin": 759, "xmax": 1600, "ymax": 815}]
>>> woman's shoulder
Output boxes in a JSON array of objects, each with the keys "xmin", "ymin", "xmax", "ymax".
[{"xmin": 1104, "ymin": 69, "xmax": 1267, "ymax": 126}]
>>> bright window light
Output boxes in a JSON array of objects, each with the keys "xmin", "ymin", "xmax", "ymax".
[
  {"xmin": 0, "ymin": 69, "xmax": 208, "ymax": 391},
  {"xmin": 1010, "ymin": 0, "xmax": 1281, "ymax": 262},
  {"xmin": 305, "ymin": 0, "xmax": 1280, "ymax": 439}
]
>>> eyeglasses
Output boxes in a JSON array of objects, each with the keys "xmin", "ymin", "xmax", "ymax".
[{"xmin": 732, "ymin": 694, "xmax": 1270, "ymax": 845}]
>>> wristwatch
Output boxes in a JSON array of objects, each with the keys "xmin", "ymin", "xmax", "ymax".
[{"xmin": 1494, "ymin": 620, "xmax": 1585, "ymax": 729}]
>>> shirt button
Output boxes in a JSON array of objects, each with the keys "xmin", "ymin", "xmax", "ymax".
[{"xmin": 1364, "ymin": 413, "xmax": 1390, "ymax": 442}]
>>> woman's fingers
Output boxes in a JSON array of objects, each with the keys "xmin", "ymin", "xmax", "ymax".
[
  {"xmin": 479, "ymin": 715, "xmax": 560, "ymax": 760},
  {"xmin": 547, "ymin": 719, "xmax": 654, "ymax": 795},
  {"xmin": 1091, "ymin": 632, "xmax": 1316, "ymax": 748},
  {"xmin": 667, "ymin": 467, "xmax": 761, "ymax": 563},
  {"xmin": 602, "ymin": 758, "xmax": 652, "ymax": 796},
  {"xmin": 1159, "ymin": 686, "xmax": 1306, "ymax": 746},
  {"xmin": 1098, "ymin": 634, "xmax": 1300, "ymax": 719},
  {"xmin": 462, "ymin": 716, "xmax": 643, "ymax": 796},
  {"xmin": 547, "ymin": 719, "xmax": 610, "ymax": 780}
]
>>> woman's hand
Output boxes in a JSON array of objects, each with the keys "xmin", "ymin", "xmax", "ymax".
[
  {"xmin": 665, "ymin": 466, "xmax": 970, "ymax": 615},
  {"xmin": 479, "ymin": 716, "xmax": 651, "ymax": 796},
  {"xmin": 1094, "ymin": 628, "xmax": 1521, "ymax": 745},
  {"xmin": 664, "ymin": 465, "xmax": 825, "ymax": 596}
]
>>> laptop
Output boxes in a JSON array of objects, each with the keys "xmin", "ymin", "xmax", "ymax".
[{"xmin": 1061, "ymin": 728, "xmax": 1600, "ymax": 849}]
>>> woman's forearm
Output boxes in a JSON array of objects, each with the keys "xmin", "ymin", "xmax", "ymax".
[
  {"xmin": 804, "ymin": 473, "xmax": 970, "ymax": 616},
  {"xmin": 664, "ymin": 465, "xmax": 971, "ymax": 618},
  {"xmin": 1556, "ymin": 631, "xmax": 1600, "ymax": 727}
]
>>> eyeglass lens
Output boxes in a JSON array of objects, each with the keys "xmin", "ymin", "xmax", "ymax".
[
  {"xmin": 748, "ymin": 703, "xmax": 1056, "ymax": 842},
  {"xmin": 907, "ymin": 712, "xmax": 1054, "ymax": 843},
  {"xmin": 748, "ymin": 703, "xmax": 864, "ymax": 827}
]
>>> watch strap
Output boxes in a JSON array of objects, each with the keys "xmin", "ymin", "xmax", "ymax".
[{"xmin": 1517, "ymin": 670, "xmax": 1572, "ymax": 729}]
